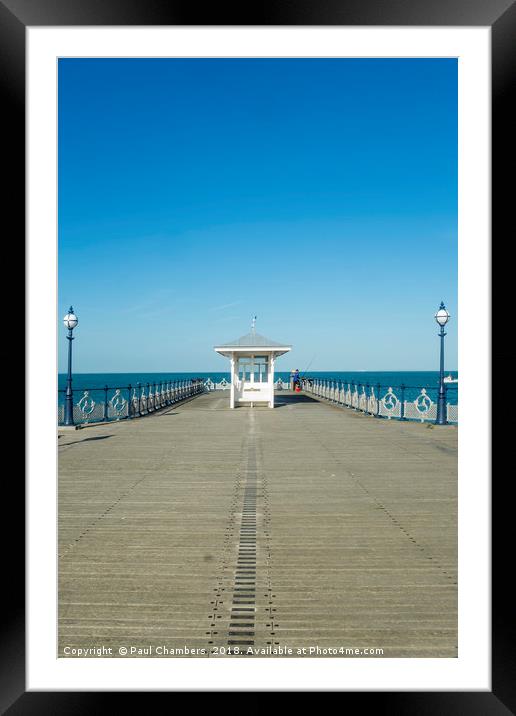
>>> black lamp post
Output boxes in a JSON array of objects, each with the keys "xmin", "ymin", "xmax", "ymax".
[
  {"xmin": 63, "ymin": 306, "xmax": 78, "ymax": 426},
  {"xmin": 435, "ymin": 301, "xmax": 450, "ymax": 425}
]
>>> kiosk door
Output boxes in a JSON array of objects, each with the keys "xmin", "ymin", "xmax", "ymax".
[{"xmin": 237, "ymin": 355, "xmax": 270, "ymax": 404}]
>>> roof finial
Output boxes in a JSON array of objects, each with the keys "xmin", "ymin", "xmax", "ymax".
[{"xmin": 251, "ymin": 315, "xmax": 257, "ymax": 334}]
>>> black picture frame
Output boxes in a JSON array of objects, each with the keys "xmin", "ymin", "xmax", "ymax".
[{"xmin": 4, "ymin": 0, "xmax": 513, "ymax": 709}]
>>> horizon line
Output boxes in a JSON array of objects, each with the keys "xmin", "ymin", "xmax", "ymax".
[{"xmin": 58, "ymin": 368, "xmax": 459, "ymax": 374}]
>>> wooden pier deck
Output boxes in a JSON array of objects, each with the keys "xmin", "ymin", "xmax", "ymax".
[{"xmin": 58, "ymin": 390, "xmax": 457, "ymax": 658}]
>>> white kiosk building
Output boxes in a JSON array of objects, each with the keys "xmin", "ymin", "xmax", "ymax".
[{"xmin": 214, "ymin": 324, "xmax": 291, "ymax": 408}]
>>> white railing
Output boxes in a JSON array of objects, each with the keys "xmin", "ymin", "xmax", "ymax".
[
  {"xmin": 203, "ymin": 378, "xmax": 291, "ymax": 391},
  {"xmin": 58, "ymin": 379, "xmax": 204, "ymax": 425},
  {"xmin": 304, "ymin": 379, "xmax": 458, "ymax": 424}
]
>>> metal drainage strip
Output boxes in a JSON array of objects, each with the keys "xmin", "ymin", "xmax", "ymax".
[
  {"xmin": 206, "ymin": 441, "xmax": 258, "ymax": 649},
  {"xmin": 207, "ymin": 435, "xmax": 278, "ymax": 652},
  {"xmin": 227, "ymin": 444, "xmax": 258, "ymax": 647}
]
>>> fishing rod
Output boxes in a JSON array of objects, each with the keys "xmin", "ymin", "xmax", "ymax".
[{"xmin": 301, "ymin": 354, "xmax": 316, "ymax": 379}]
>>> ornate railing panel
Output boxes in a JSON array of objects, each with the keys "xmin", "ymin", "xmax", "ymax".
[
  {"xmin": 367, "ymin": 388, "xmax": 378, "ymax": 415},
  {"xmin": 404, "ymin": 389, "xmax": 437, "ymax": 422},
  {"xmin": 358, "ymin": 387, "xmax": 368, "ymax": 412},
  {"xmin": 107, "ymin": 389, "xmax": 129, "ymax": 420},
  {"xmin": 379, "ymin": 388, "xmax": 402, "ymax": 419},
  {"xmin": 73, "ymin": 391, "xmax": 104, "ymax": 424}
]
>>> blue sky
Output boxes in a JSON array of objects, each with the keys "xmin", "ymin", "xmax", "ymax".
[{"xmin": 58, "ymin": 58, "xmax": 457, "ymax": 373}]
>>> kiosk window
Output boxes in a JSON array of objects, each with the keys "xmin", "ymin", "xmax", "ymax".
[{"xmin": 238, "ymin": 355, "xmax": 268, "ymax": 382}]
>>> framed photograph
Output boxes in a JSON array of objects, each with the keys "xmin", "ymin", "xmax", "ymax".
[{"xmin": 4, "ymin": 0, "xmax": 513, "ymax": 708}]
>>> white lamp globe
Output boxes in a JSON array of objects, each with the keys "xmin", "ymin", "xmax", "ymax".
[
  {"xmin": 435, "ymin": 303, "xmax": 450, "ymax": 327},
  {"xmin": 63, "ymin": 307, "xmax": 78, "ymax": 330}
]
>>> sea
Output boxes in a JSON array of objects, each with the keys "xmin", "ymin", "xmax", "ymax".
[{"xmin": 58, "ymin": 371, "xmax": 458, "ymax": 407}]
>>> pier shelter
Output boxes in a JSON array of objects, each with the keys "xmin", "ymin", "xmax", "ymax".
[{"xmin": 214, "ymin": 330, "xmax": 291, "ymax": 408}]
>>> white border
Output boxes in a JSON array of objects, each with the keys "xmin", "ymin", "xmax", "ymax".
[{"xmin": 27, "ymin": 26, "xmax": 490, "ymax": 691}]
